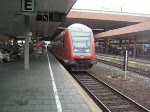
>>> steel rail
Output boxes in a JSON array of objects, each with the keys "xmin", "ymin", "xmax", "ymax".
[{"xmin": 72, "ymin": 72, "xmax": 150, "ymax": 112}]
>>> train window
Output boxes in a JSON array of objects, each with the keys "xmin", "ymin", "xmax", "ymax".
[
  {"xmin": 71, "ymin": 32, "xmax": 91, "ymax": 52},
  {"xmin": 71, "ymin": 32, "xmax": 91, "ymax": 37},
  {"xmin": 72, "ymin": 37, "xmax": 91, "ymax": 48}
]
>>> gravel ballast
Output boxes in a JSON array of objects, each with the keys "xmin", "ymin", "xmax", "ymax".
[{"xmin": 89, "ymin": 62, "xmax": 150, "ymax": 110}]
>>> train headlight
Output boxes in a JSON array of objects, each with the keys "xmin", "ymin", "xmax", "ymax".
[
  {"xmin": 74, "ymin": 49, "xmax": 79, "ymax": 52},
  {"xmin": 85, "ymin": 49, "xmax": 90, "ymax": 52}
]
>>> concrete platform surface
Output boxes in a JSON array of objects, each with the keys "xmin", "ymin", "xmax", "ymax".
[{"xmin": 0, "ymin": 50, "xmax": 101, "ymax": 112}]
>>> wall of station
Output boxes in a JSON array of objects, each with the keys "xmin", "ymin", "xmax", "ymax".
[{"xmin": 95, "ymin": 38, "xmax": 150, "ymax": 59}]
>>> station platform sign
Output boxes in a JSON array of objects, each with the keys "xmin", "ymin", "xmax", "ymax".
[
  {"xmin": 36, "ymin": 12, "xmax": 66, "ymax": 22},
  {"xmin": 21, "ymin": 0, "xmax": 35, "ymax": 12}
]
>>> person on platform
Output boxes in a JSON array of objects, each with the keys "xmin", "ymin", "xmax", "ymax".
[{"xmin": 0, "ymin": 48, "xmax": 4, "ymax": 62}]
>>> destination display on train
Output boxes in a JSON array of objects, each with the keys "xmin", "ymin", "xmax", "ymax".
[{"xmin": 71, "ymin": 32, "xmax": 91, "ymax": 37}]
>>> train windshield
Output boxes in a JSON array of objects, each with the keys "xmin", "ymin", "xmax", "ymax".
[
  {"xmin": 72, "ymin": 38, "xmax": 90, "ymax": 48},
  {"xmin": 71, "ymin": 32, "xmax": 91, "ymax": 48},
  {"xmin": 71, "ymin": 32, "xmax": 92, "ymax": 54}
]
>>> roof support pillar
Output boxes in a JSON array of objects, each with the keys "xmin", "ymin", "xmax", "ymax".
[
  {"xmin": 105, "ymin": 38, "xmax": 108, "ymax": 54},
  {"xmin": 133, "ymin": 36, "xmax": 137, "ymax": 59},
  {"xmin": 35, "ymin": 38, "xmax": 38, "ymax": 57},
  {"xmin": 24, "ymin": 16, "xmax": 29, "ymax": 69},
  {"xmin": 119, "ymin": 40, "xmax": 122, "ymax": 46}
]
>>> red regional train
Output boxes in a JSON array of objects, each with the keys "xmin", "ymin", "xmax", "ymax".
[{"xmin": 51, "ymin": 23, "xmax": 97, "ymax": 71}]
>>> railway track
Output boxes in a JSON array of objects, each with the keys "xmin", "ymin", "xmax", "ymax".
[
  {"xmin": 96, "ymin": 59, "xmax": 150, "ymax": 77},
  {"xmin": 72, "ymin": 72, "xmax": 149, "ymax": 112}
]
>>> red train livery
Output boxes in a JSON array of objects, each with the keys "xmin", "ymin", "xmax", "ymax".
[{"xmin": 51, "ymin": 23, "xmax": 97, "ymax": 71}]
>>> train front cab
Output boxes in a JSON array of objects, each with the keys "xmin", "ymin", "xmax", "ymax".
[{"xmin": 66, "ymin": 30, "xmax": 97, "ymax": 71}]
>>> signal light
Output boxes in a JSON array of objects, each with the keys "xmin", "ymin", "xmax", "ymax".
[
  {"xmin": 36, "ymin": 15, "xmax": 42, "ymax": 21},
  {"xmin": 53, "ymin": 12, "xmax": 60, "ymax": 22},
  {"xmin": 60, "ymin": 13, "xmax": 66, "ymax": 22},
  {"xmin": 43, "ymin": 15, "xmax": 48, "ymax": 21},
  {"xmin": 49, "ymin": 12, "xmax": 53, "ymax": 21}
]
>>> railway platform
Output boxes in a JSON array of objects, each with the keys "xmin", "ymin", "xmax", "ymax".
[
  {"xmin": 0, "ymin": 50, "xmax": 101, "ymax": 112},
  {"xmin": 96, "ymin": 53, "xmax": 150, "ymax": 64},
  {"xmin": 96, "ymin": 53, "xmax": 150, "ymax": 73}
]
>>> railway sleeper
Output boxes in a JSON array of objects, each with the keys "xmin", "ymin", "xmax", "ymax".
[
  {"xmin": 94, "ymin": 92, "xmax": 114, "ymax": 96},
  {"xmin": 98, "ymin": 97, "xmax": 122, "ymax": 101},
  {"xmin": 91, "ymin": 89, "xmax": 110, "ymax": 93},
  {"xmin": 83, "ymin": 83, "xmax": 99, "ymax": 85},
  {"xmin": 109, "ymin": 105, "xmax": 139, "ymax": 112},
  {"xmin": 87, "ymin": 87, "xmax": 105, "ymax": 90},
  {"xmin": 102, "ymin": 100, "xmax": 129, "ymax": 105}
]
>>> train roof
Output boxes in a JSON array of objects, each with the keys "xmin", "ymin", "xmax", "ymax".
[
  {"xmin": 53, "ymin": 23, "xmax": 92, "ymax": 41},
  {"xmin": 67, "ymin": 23, "xmax": 92, "ymax": 32}
]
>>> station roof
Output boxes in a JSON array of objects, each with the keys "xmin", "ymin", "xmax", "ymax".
[
  {"xmin": 59, "ymin": 9, "xmax": 150, "ymax": 41},
  {"xmin": 95, "ymin": 21, "xmax": 150, "ymax": 40},
  {"xmin": 0, "ymin": 1, "xmax": 150, "ymax": 41},
  {"xmin": 0, "ymin": 0, "xmax": 77, "ymax": 39}
]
